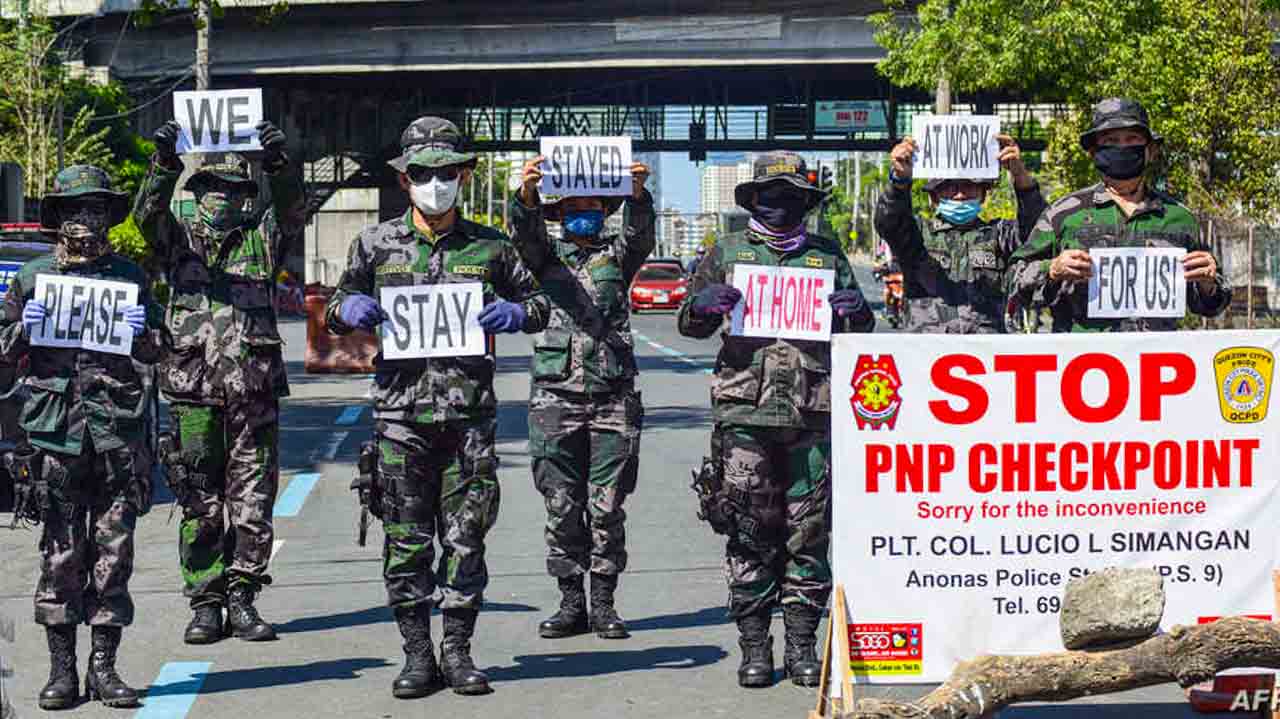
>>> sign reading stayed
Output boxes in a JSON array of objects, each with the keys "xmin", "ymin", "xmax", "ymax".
[
  {"xmin": 910, "ymin": 114, "xmax": 1001, "ymax": 181},
  {"xmin": 539, "ymin": 136, "xmax": 632, "ymax": 198},
  {"xmin": 730, "ymin": 265, "xmax": 835, "ymax": 342},
  {"xmin": 379, "ymin": 283, "xmax": 485, "ymax": 360},
  {"xmin": 1087, "ymin": 247, "xmax": 1187, "ymax": 319},
  {"xmin": 173, "ymin": 89, "xmax": 264, "ymax": 154},
  {"xmin": 31, "ymin": 274, "xmax": 138, "ymax": 356}
]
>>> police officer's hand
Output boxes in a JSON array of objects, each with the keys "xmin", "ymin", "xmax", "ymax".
[
  {"xmin": 339, "ymin": 294, "xmax": 388, "ymax": 331},
  {"xmin": 691, "ymin": 284, "xmax": 742, "ymax": 316},
  {"xmin": 1049, "ymin": 249, "xmax": 1093, "ymax": 282},
  {"xmin": 153, "ymin": 120, "xmax": 181, "ymax": 163},
  {"xmin": 21, "ymin": 300, "xmax": 46, "ymax": 338},
  {"xmin": 123, "ymin": 305, "xmax": 147, "ymax": 337},
  {"xmin": 257, "ymin": 122, "xmax": 287, "ymax": 165},
  {"xmin": 996, "ymin": 134, "xmax": 1033, "ymax": 191},
  {"xmin": 1184, "ymin": 251, "xmax": 1219, "ymax": 293},
  {"xmin": 478, "ymin": 300, "xmax": 528, "ymax": 334},
  {"xmin": 890, "ymin": 137, "xmax": 917, "ymax": 183},
  {"xmin": 829, "ymin": 288, "xmax": 869, "ymax": 317},
  {"xmin": 520, "ymin": 155, "xmax": 545, "ymax": 207},
  {"xmin": 631, "ymin": 162, "xmax": 650, "ymax": 199}
]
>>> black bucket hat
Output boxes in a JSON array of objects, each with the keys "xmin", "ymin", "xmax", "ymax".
[
  {"xmin": 388, "ymin": 116, "xmax": 476, "ymax": 173},
  {"xmin": 186, "ymin": 153, "xmax": 259, "ymax": 196},
  {"xmin": 40, "ymin": 165, "xmax": 129, "ymax": 231},
  {"xmin": 923, "ymin": 177, "xmax": 996, "ymax": 193},
  {"xmin": 733, "ymin": 151, "xmax": 826, "ymax": 213},
  {"xmin": 1079, "ymin": 97, "xmax": 1160, "ymax": 150}
]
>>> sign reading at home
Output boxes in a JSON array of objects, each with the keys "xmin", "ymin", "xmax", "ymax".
[
  {"xmin": 1087, "ymin": 247, "xmax": 1187, "ymax": 319},
  {"xmin": 910, "ymin": 114, "xmax": 1001, "ymax": 181},
  {"xmin": 379, "ymin": 283, "xmax": 485, "ymax": 360},
  {"xmin": 539, "ymin": 136, "xmax": 632, "ymax": 198},
  {"xmin": 173, "ymin": 88, "xmax": 264, "ymax": 154},
  {"xmin": 729, "ymin": 265, "xmax": 835, "ymax": 341},
  {"xmin": 31, "ymin": 274, "xmax": 138, "ymax": 356}
]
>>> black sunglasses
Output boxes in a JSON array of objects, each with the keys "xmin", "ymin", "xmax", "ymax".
[{"xmin": 407, "ymin": 165, "xmax": 461, "ymax": 184}]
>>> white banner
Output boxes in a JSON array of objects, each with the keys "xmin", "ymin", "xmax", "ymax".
[
  {"xmin": 910, "ymin": 114, "xmax": 1001, "ymax": 181},
  {"xmin": 379, "ymin": 283, "xmax": 485, "ymax": 360},
  {"xmin": 730, "ymin": 265, "xmax": 834, "ymax": 341},
  {"xmin": 31, "ymin": 274, "xmax": 138, "ymax": 356},
  {"xmin": 1088, "ymin": 247, "xmax": 1187, "ymax": 318},
  {"xmin": 831, "ymin": 331, "xmax": 1280, "ymax": 683},
  {"xmin": 173, "ymin": 88, "xmax": 264, "ymax": 154},
  {"xmin": 539, "ymin": 136, "xmax": 632, "ymax": 198}
]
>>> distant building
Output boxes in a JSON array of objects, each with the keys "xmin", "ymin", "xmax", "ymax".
[{"xmin": 699, "ymin": 161, "xmax": 752, "ymax": 215}]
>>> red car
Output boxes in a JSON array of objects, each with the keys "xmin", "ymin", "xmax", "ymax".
[{"xmin": 630, "ymin": 261, "xmax": 689, "ymax": 312}]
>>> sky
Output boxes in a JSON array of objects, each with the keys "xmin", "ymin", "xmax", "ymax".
[{"xmin": 658, "ymin": 152, "xmax": 700, "ymax": 213}]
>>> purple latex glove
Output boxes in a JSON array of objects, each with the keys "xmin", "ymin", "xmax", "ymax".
[
  {"xmin": 691, "ymin": 284, "xmax": 742, "ymax": 316},
  {"xmin": 339, "ymin": 294, "xmax": 387, "ymax": 330},
  {"xmin": 123, "ymin": 305, "xmax": 147, "ymax": 336},
  {"xmin": 828, "ymin": 289, "xmax": 868, "ymax": 317},
  {"xmin": 21, "ymin": 300, "xmax": 46, "ymax": 336},
  {"xmin": 478, "ymin": 300, "xmax": 527, "ymax": 334}
]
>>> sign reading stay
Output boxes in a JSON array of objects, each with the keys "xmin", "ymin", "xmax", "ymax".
[
  {"xmin": 173, "ymin": 88, "xmax": 264, "ymax": 154},
  {"xmin": 539, "ymin": 136, "xmax": 632, "ymax": 198},
  {"xmin": 730, "ymin": 265, "xmax": 835, "ymax": 341},
  {"xmin": 1087, "ymin": 247, "xmax": 1187, "ymax": 319},
  {"xmin": 910, "ymin": 114, "xmax": 1001, "ymax": 181},
  {"xmin": 379, "ymin": 282, "xmax": 485, "ymax": 360},
  {"xmin": 31, "ymin": 274, "xmax": 138, "ymax": 356}
]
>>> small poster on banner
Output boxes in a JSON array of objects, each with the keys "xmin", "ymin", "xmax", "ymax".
[
  {"xmin": 910, "ymin": 114, "xmax": 1001, "ymax": 181},
  {"xmin": 729, "ymin": 265, "xmax": 835, "ymax": 342},
  {"xmin": 379, "ymin": 283, "xmax": 485, "ymax": 360},
  {"xmin": 30, "ymin": 274, "xmax": 138, "ymax": 356},
  {"xmin": 538, "ymin": 137, "xmax": 632, "ymax": 198},
  {"xmin": 173, "ymin": 89, "xmax": 264, "ymax": 154},
  {"xmin": 1087, "ymin": 247, "xmax": 1187, "ymax": 319}
]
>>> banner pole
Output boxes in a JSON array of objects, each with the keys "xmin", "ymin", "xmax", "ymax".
[
  {"xmin": 810, "ymin": 596, "xmax": 836, "ymax": 719},
  {"xmin": 833, "ymin": 585, "xmax": 855, "ymax": 715}
]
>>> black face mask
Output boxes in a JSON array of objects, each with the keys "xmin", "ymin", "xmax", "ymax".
[
  {"xmin": 752, "ymin": 186, "xmax": 809, "ymax": 230},
  {"xmin": 1093, "ymin": 144, "xmax": 1147, "ymax": 180}
]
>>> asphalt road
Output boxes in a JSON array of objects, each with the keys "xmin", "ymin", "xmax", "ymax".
[{"xmin": 0, "ymin": 268, "xmax": 1218, "ymax": 718}]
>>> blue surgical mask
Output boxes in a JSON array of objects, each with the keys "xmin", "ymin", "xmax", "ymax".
[
  {"xmin": 937, "ymin": 199, "xmax": 982, "ymax": 226},
  {"xmin": 563, "ymin": 209, "xmax": 605, "ymax": 238}
]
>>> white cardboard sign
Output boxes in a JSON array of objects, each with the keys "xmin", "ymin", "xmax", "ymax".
[
  {"xmin": 379, "ymin": 283, "xmax": 485, "ymax": 360},
  {"xmin": 729, "ymin": 265, "xmax": 835, "ymax": 341},
  {"xmin": 31, "ymin": 274, "xmax": 138, "ymax": 356},
  {"xmin": 173, "ymin": 89, "xmax": 264, "ymax": 154},
  {"xmin": 1087, "ymin": 247, "xmax": 1187, "ymax": 319},
  {"xmin": 910, "ymin": 114, "xmax": 1001, "ymax": 180},
  {"xmin": 539, "ymin": 136, "xmax": 632, "ymax": 198}
]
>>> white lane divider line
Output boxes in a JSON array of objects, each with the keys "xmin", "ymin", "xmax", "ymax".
[
  {"xmin": 271, "ymin": 540, "xmax": 285, "ymax": 561},
  {"xmin": 308, "ymin": 431, "xmax": 350, "ymax": 463},
  {"xmin": 632, "ymin": 332, "xmax": 714, "ymax": 375}
]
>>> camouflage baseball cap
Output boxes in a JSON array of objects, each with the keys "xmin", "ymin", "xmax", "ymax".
[
  {"xmin": 388, "ymin": 116, "xmax": 476, "ymax": 172},
  {"xmin": 1079, "ymin": 97, "xmax": 1159, "ymax": 150},
  {"xmin": 186, "ymin": 153, "xmax": 259, "ymax": 196},
  {"xmin": 40, "ymin": 164, "xmax": 129, "ymax": 230},
  {"xmin": 733, "ymin": 151, "xmax": 826, "ymax": 213}
]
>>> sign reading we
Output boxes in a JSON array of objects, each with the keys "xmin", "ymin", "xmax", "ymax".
[{"xmin": 172, "ymin": 89, "xmax": 264, "ymax": 154}]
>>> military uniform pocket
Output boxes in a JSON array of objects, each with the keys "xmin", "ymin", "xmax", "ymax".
[
  {"xmin": 797, "ymin": 350, "xmax": 832, "ymax": 414},
  {"xmin": 230, "ymin": 283, "xmax": 281, "ymax": 346},
  {"xmin": 532, "ymin": 330, "xmax": 572, "ymax": 381},
  {"xmin": 20, "ymin": 376, "xmax": 69, "ymax": 435},
  {"xmin": 167, "ymin": 290, "xmax": 207, "ymax": 351}
]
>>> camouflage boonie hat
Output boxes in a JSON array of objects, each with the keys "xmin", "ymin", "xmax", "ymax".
[
  {"xmin": 1079, "ymin": 97, "xmax": 1160, "ymax": 150},
  {"xmin": 733, "ymin": 151, "xmax": 826, "ymax": 213},
  {"xmin": 388, "ymin": 116, "xmax": 476, "ymax": 172},
  {"xmin": 40, "ymin": 164, "xmax": 129, "ymax": 231},
  {"xmin": 186, "ymin": 153, "xmax": 259, "ymax": 196}
]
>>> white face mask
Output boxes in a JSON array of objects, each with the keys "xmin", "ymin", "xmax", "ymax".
[{"xmin": 409, "ymin": 176, "xmax": 460, "ymax": 216}]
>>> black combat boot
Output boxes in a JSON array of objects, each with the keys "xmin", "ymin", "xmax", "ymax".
[
  {"xmin": 226, "ymin": 585, "xmax": 276, "ymax": 641},
  {"xmin": 84, "ymin": 626, "xmax": 140, "ymax": 708},
  {"xmin": 439, "ymin": 609, "xmax": 491, "ymax": 695},
  {"xmin": 589, "ymin": 572, "xmax": 629, "ymax": 639},
  {"xmin": 782, "ymin": 604, "xmax": 823, "ymax": 687},
  {"xmin": 736, "ymin": 611, "xmax": 775, "ymax": 688},
  {"xmin": 539, "ymin": 576, "xmax": 589, "ymax": 638},
  {"xmin": 184, "ymin": 602, "xmax": 225, "ymax": 645},
  {"xmin": 391, "ymin": 604, "xmax": 440, "ymax": 699},
  {"xmin": 39, "ymin": 625, "xmax": 79, "ymax": 710}
]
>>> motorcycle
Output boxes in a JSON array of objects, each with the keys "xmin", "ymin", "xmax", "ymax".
[{"xmin": 873, "ymin": 262, "xmax": 904, "ymax": 329}]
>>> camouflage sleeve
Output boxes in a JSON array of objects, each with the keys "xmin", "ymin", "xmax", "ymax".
[
  {"xmin": 1185, "ymin": 218, "xmax": 1232, "ymax": 317},
  {"xmin": 1006, "ymin": 210, "xmax": 1069, "ymax": 311},
  {"xmin": 873, "ymin": 183, "xmax": 925, "ymax": 268},
  {"xmin": 0, "ymin": 269, "xmax": 31, "ymax": 361},
  {"xmin": 130, "ymin": 271, "xmax": 169, "ymax": 365},
  {"xmin": 619, "ymin": 189, "xmax": 656, "ymax": 284},
  {"xmin": 261, "ymin": 158, "xmax": 307, "ymax": 269},
  {"xmin": 677, "ymin": 243, "xmax": 727, "ymax": 339},
  {"xmin": 508, "ymin": 195, "xmax": 557, "ymax": 276},
  {"xmin": 833, "ymin": 251, "xmax": 875, "ymax": 334},
  {"xmin": 325, "ymin": 231, "xmax": 376, "ymax": 336},
  {"xmin": 132, "ymin": 156, "xmax": 183, "ymax": 269},
  {"xmin": 1011, "ymin": 181, "xmax": 1049, "ymax": 250},
  {"xmin": 495, "ymin": 241, "xmax": 551, "ymax": 334}
]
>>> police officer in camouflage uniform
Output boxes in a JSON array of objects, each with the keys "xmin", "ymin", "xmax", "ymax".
[
  {"xmin": 678, "ymin": 152, "xmax": 875, "ymax": 688},
  {"xmin": 511, "ymin": 154, "xmax": 654, "ymax": 640},
  {"xmin": 134, "ymin": 119, "xmax": 304, "ymax": 644},
  {"xmin": 1008, "ymin": 98, "xmax": 1230, "ymax": 331},
  {"xmin": 326, "ymin": 117, "xmax": 549, "ymax": 699},
  {"xmin": 874, "ymin": 133, "xmax": 1045, "ymax": 333},
  {"xmin": 1, "ymin": 166, "xmax": 165, "ymax": 709}
]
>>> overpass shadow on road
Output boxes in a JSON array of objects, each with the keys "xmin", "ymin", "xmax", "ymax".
[{"xmin": 482, "ymin": 644, "xmax": 728, "ymax": 682}]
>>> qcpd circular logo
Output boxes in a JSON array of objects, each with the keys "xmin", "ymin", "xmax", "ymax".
[{"xmin": 1222, "ymin": 366, "xmax": 1266, "ymax": 414}]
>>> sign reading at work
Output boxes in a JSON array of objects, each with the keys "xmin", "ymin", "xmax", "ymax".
[
  {"xmin": 380, "ymin": 283, "xmax": 485, "ymax": 360},
  {"xmin": 31, "ymin": 274, "xmax": 138, "ymax": 356},
  {"xmin": 1087, "ymin": 247, "xmax": 1187, "ymax": 318},
  {"xmin": 730, "ymin": 265, "xmax": 835, "ymax": 342},
  {"xmin": 173, "ymin": 88, "xmax": 264, "ymax": 154},
  {"xmin": 539, "ymin": 137, "xmax": 632, "ymax": 198},
  {"xmin": 910, "ymin": 114, "xmax": 1001, "ymax": 181}
]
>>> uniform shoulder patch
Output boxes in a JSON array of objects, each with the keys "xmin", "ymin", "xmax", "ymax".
[
  {"xmin": 736, "ymin": 250, "xmax": 756, "ymax": 261},
  {"xmin": 451, "ymin": 264, "xmax": 489, "ymax": 278},
  {"xmin": 377, "ymin": 264, "xmax": 412, "ymax": 276},
  {"xmin": 805, "ymin": 256, "xmax": 825, "ymax": 268}
]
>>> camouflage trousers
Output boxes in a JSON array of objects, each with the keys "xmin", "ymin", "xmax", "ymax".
[
  {"xmin": 528, "ymin": 386, "xmax": 642, "ymax": 579},
  {"xmin": 34, "ymin": 439, "xmax": 152, "ymax": 626},
  {"xmin": 172, "ymin": 399, "xmax": 279, "ymax": 607},
  {"xmin": 378, "ymin": 417, "xmax": 500, "ymax": 611},
  {"xmin": 716, "ymin": 423, "xmax": 832, "ymax": 619}
]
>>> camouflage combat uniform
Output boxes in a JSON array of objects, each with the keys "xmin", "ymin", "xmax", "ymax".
[
  {"xmin": 873, "ymin": 182, "xmax": 1046, "ymax": 333},
  {"xmin": 326, "ymin": 211, "xmax": 549, "ymax": 610},
  {"xmin": 0, "ymin": 253, "xmax": 165, "ymax": 627},
  {"xmin": 678, "ymin": 230, "xmax": 874, "ymax": 619},
  {"xmin": 1007, "ymin": 184, "xmax": 1230, "ymax": 332},
  {"xmin": 509, "ymin": 191, "xmax": 655, "ymax": 581},
  {"xmin": 133, "ymin": 154, "xmax": 304, "ymax": 603}
]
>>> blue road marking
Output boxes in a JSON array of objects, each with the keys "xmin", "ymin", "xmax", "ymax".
[
  {"xmin": 133, "ymin": 661, "xmax": 211, "ymax": 719},
  {"xmin": 334, "ymin": 406, "xmax": 363, "ymax": 425},
  {"xmin": 274, "ymin": 473, "xmax": 322, "ymax": 518}
]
